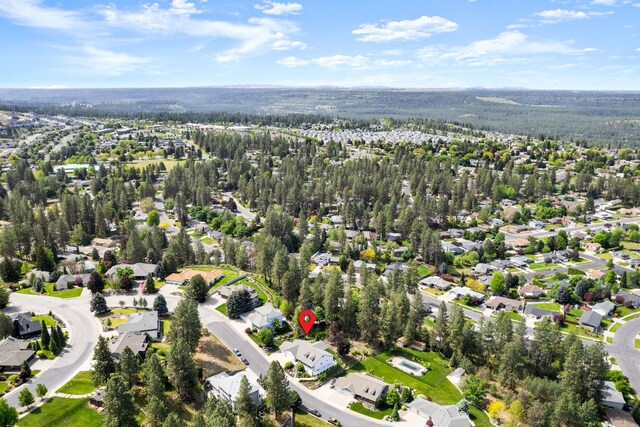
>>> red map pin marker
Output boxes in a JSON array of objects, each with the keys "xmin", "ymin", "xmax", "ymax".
[{"xmin": 298, "ymin": 309, "xmax": 316, "ymax": 335}]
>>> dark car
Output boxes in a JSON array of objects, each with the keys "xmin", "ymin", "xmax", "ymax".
[
  {"xmin": 328, "ymin": 417, "xmax": 339, "ymax": 425},
  {"xmin": 241, "ymin": 358, "xmax": 249, "ymax": 365},
  {"xmin": 309, "ymin": 409, "xmax": 321, "ymax": 417}
]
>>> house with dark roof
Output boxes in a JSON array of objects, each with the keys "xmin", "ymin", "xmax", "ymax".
[
  {"xmin": 579, "ymin": 310, "xmax": 603, "ymax": 332},
  {"xmin": 0, "ymin": 337, "xmax": 35, "ymax": 371},
  {"xmin": 523, "ymin": 304, "xmax": 559, "ymax": 319},
  {"xmin": 9, "ymin": 312, "xmax": 42, "ymax": 339},
  {"xmin": 109, "ymin": 331, "xmax": 149, "ymax": 358}
]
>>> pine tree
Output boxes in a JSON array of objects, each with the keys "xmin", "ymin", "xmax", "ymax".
[
  {"xmin": 188, "ymin": 274, "xmax": 208, "ymax": 303},
  {"xmin": 143, "ymin": 354, "xmax": 165, "ymax": 400},
  {"xmin": 90, "ymin": 292, "xmax": 108, "ymax": 314},
  {"xmin": 235, "ymin": 375, "xmax": 256, "ymax": 418},
  {"xmin": 153, "ymin": 294, "xmax": 169, "ymax": 316},
  {"xmin": 165, "ymin": 413, "xmax": 182, "ymax": 427},
  {"xmin": 264, "ymin": 361, "xmax": 292, "ymax": 419},
  {"xmin": 145, "ymin": 396, "xmax": 166, "ymax": 427},
  {"xmin": 103, "ymin": 374, "xmax": 137, "ymax": 427},
  {"xmin": 167, "ymin": 296, "xmax": 201, "ymax": 352},
  {"xmin": 118, "ymin": 347, "xmax": 140, "ymax": 388},
  {"xmin": 166, "ymin": 337, "xmax": 199, "ymax": 402},
  {"xmin": 40, "ymin": 320, "xmax": 50, "ymax": 349},
  {"xmin": 91, "ymin": 336, "xmax": 116, "ymax": 386},
  {"xmin": 323, "ymin": 270, "xmax": 344, "ymax": 323},
  {"xmin": 144, "ymin": 273, "xmax": 157, "ymax": 294}
]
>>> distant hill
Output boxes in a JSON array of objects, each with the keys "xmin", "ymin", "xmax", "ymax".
[{"xmin": 1, "ymin": 87, "xmax": 640, "ymax": 145}]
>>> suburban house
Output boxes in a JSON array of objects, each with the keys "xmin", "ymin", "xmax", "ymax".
[
  {"xmin": 602, "ymin": 381, "xmax": 626, "ymax": 410},
  {"xmin": 408, "ymin": 398, "xmax": 471, "ymax": 427},
  {"xmin": 90, "ymin": 388, "xmax": 106, "ymax": 408},
  {"xmin": 165, "ymin": 269, "xmax": 223, "ymax": 285},
  {"xmin": 9, "ymin": 312, "xmax": 42, "ymax": 339},
  {"xmin": 419, "ymin": 276, "xmax": 455, "ymax": 291},
  {"xmin": 584, "ymin": 242, "xmax": 604, "ymax": 254},
  {"xmin": 524, "ymin": 305, "xmax": 560, "ymax": 320},
  {"xmin": 518, "ymin": 284, "xmax": 544, "ymax": 298},
  {"xmin": 447, "ymin": 286, "xmax": 485, "ymax": 302},
  {"xmin": 579, "ymin": 310, "xmax": 603, "ymax": 332},
  {"xmin": 592, "ymin": 301, "xmax": 616, "ymax": 317},
  {"xmin": 205, "ymin": 372, "xmax": 261, "ymax": 408},
  {"xmin": 0, "ymin": 337, "xmax": 35, "ymax": 371},
  {"xmin": 334, "ymin": 373, "xmax": 389, "ymax": 406},
  {"xmin": 279, "ymin": 340, "xmax": 336, "ymax": 377},
  {"xmin": 472, "ymin": 263, "xmax": 494, "ymax": 275},
  {"xmin": 117, "ymin": 311, "xmax": 161, "ymax": 340},
  {"xmin": 247, "ymin": 303, "xmax": 284, "ymax": 331},
  {"xmin": 511, "ymin": 255, "xmax": 534, "ymax": 268},
  {"xmin": 217, "ymin": 283, "xmax": 260, "ymax": 307},
  {"xmin": 614, "ymin": 291, "xmax": 640, "ymax": 308},
  {"xmin": 109, "ymin": 331, "xmax": 149, "ymax": 358},
  {"xmin": 55, "ymin": 273, "xmax": 91, "ymax": 290},
  {"xmin": 105, "ymin": 263, "xmax": 158, "ymax": 280},
  {"xmin": 485, "ymin": 296, "xmax": 522, "ymax": 312}
]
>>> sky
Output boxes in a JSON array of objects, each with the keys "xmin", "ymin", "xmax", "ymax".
[{"xmin": 0, "ymin": 0, "xmax": 639, "ymax": 90}]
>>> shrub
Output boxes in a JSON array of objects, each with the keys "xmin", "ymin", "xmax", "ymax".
[
  {"xmin": 296, "ymin": 362, "xmax": 304, "ymax": 372},
  {"xmin": 284, "ymin": 361, "xmax": 294, "ymax": 369}
]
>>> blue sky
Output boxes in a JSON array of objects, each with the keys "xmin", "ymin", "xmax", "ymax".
[{"xmin": 0, "ymin": 0, "xmax": 639, "ymax": 89}]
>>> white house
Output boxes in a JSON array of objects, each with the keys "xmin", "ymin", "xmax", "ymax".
[
  {"xmin": 279, "ymin": 340, "xmax": 336, "ymax": 377},
  {"xmin": 247, "ymin": 304, "xmax": 283, "ymax": 331},
  {"xmin": 205, "ymin": 372, "xmax": 261, "ymax": 408}
]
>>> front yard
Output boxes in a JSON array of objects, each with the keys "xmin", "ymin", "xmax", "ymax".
[
  {"xmin": 56, "ymin": 371, "xmax": 97, "ymax": 395},
  {"xmin": 17, "ymin": 284, "xmax": 83, "ymax": 299},
  {"xmin": 17, "ymin": 398, "xmax": 103, "ymax": 427}
]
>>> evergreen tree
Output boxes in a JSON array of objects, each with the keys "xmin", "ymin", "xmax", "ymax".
[
  {"xmin": 143, "ymin": 354, "xmax": 165, "ymax": 401},
  {"xmin": 235, "ymin": 375, "xmax": 256, "ymax": 419},
  {"xmin": 263, "ymin": 361, "xmax": 293, "ymax": 419},
  {"xmin": 145, "ymin": 396, "xmax": 166, "ymax": 427},
  {"xmin": 0, "ymin": 283, "xmax": 10, "ymax": 308},
  {"xmin": 166, "ymin": 337, "xmax": 199, "ymax": 402},
  {"xmin": 323, "ymin": 270, "xmax": 344, "ymax": 323},
  {"xmin": 103, "ymin": 374, "xmax": 137, "ymax": 427},
  {"xmin": 188, "ymin": 274, "xmax": 208, "ymax": 303},
  {"xmin": 40, "ymin": 320, "xmax": 50, "ymax": 348},
  {"xmin": 143, "ymin": 273, "xmax": 157, "ymax": 294},
  {"xmin": 91, "ymin": 336, "xmax": 116, "ymax": 386},
  {"xmin": 118, "ymin": 347, "xmax": 140, "ymax": 389},
  {"xmin": 90, "ymin": 292, "xmax": 108, "ymax": 314},
  {"xmin": 227, "ymin": 289, "xmax": 254, "ymax": 319},
  {"xmin": 167, "ymin": 296, "xmax": 201, "ymax": 352},
  {"xmin": 153, "ymin": 294, "xmax": 169, "ymax": 316}
]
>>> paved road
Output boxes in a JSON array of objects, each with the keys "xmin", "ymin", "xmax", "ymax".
[
  {"xmin": 607, "ymin": 317, "xmax": 640, "ymax": 392},
  {"xmin": 1, "ymin": 291, "xmax": 101, "ymax": 408},
  {"xmin": 222, "ymin": 192, "xmax": 257, "ymax": 222}
]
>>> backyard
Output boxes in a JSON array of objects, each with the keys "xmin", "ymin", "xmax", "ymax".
[{"xmin": 17, "ymin": 398, "xmax": 103, "ymax": 427}]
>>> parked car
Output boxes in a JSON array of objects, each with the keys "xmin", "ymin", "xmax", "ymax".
[
  {"xmin": 309, "ymin": 409, "xmax": 321, "ymax": 417},
  {"xmin": 241, "ymin": 358, "xmax": 249, "ymax": 365},
  {"xmin": 328, "ymin": 417, "xmax": 339, "ymax": 425},
  {"xmin": 234, "ymin": 348, "xmax": 241, "ymax": 356}
]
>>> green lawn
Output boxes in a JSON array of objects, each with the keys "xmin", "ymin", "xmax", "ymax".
[
  {"xmin": 216, "ymin": 304, "xmax": 228, "ymax": 315},
  {"xmin": 17, "ymin": 285, "xmax": 83, "ymax": 298},
  {"xmin": 17, "ymin": 398, "xmax": 103, "ymax": 427},
  {"xmin": 350, "ymin": 402, "xmax": 392, "ymax": 420},
  {"xmin": 610, "ymin": 322, "xmax": 622, "ymax": 333},
  {"xmin": 162, "ymin": 319, "xmax": 172, "ymax": 336},
  {"xmin": 530, "ymin": 302, "xmax": 561, "ymax": 311},
  {"xmin": 635, "ymin": 338, "xmax": 640, "ymax": 349},
  {"xmin": 423, "ymin": 318, "xmax": 436, "ymax": 329},
  {"xmin": 293, "ymin": 409, "xmax": 332, "ymax": 426},
  {"xmin": 622, "ymin": 241, "xmax": 640, "ymax": 250},
  {"xmin": 617, "ymin": 305, "xmax": 640, "ymax": 318},
  {"xmin": 0, "ymin": 381, "xmax": 8, "ymax": 394},
  {"xmin": 503, "ymin": 311, "xmax": 523, "ymax": 322},
  {"xmin": 529, "ymin": 263, "xmax": 560, "ymax": 271},
  {"xmin": 56, "ymin": 371, "xmax": 97, "ymax": 395},
  {"xmin": 416, "ymin": 264, "xmax": 433, "ymax": 278},
  {"xmin": 32, "ymin": 315, "xmax": 57, "ymax": 327}
]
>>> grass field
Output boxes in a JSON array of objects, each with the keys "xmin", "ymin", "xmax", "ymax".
[
  {"xmin": 17, "ymin": 285, "xmax": 83, "ymax": 299},
  {"xmin": 530, "ymin": 302, "xmax": 561, "ymax": 311},
  {"xmin": 56, "ymin": 371, "xmax": 97, "ymax": 395},
  {"xmin": 350, "ymin": 402, "xmax": 392, "ymax": 419},
  {"xmin": 17, "ymin": 398, "xmax": 103, "ymax": 427},
  {"xmin": 194, "ymin": 334, "xmax": 245, "ymax": 378},
  {"xmin": 622, "ymin": 241, "xmax": 640, "ymax": 251},
  {"xmin": 294, "ymin": 409, "xmax": 332, "ymax": 426},
  {"xmin": 216, "ymin": 304, "xmax": 228, "ymax": 315},
  {"xmin": 32, "ymin": 315, "xmax": 57, "ymax": 327}
]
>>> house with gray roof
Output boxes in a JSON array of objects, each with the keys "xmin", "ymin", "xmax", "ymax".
[
  {"xmin": 592, "ymin": 301, "xmax": 616, "ymax": 317},
  {"xmin": 205, "ymin": 372, "xmax": 261, "ymax": 408},
  {"xmin": 614, "ymin": 291, "xmax": 640, "ymax": 308},
  {"xmin": 9, "ymin": 312, "xmax": 42, "ymax": 339},
  {"xmin": 0, "ymin": 337, "xmax": 35, "ymax": 371},
  {"xmin": 117, "ymin": 311, "xmax": 160, "ymax": 340},
  {"xmin": 109, "ymin": 331, "xmax": 149, "ymax": 358},
  {"xmin": 419, "ymin": 276, "xmax": 454, "ymax": 291},
  {"xmin": 280, "ymin": 339, "xmax": 335, "ymax": 377},
  {"xmin": 335, "ymin": 373, "xmax": 388, "ymax": 406},
  {"xmin": 602, "ymin": 381, "xmax": 626, "ymax": 410},
  {"xmin": 247, "ymin": 303, "xmax": 283, "ymax": 332},
  {"xmin": 408, "ymin": 398, "xmax": 471, "ymax": 427},
  {"xmin": 523, "ymin": 304, "xmax": 559, "ymax": 319},
  {"xmin": 579, "ymin": 310, "xmax": 603, "ymax": 332},
  {"xmin": 55, "ymin": 273, "xmax": 90, "ymax": 290},
  {"xmin": 105, "ymin": 263, "xmax": 158, "ymax": 280}
]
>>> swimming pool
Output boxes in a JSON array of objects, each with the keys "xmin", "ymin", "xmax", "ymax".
[{"xmin": 390, "ymin": 357, "xmax": 428, "ymax": 376}]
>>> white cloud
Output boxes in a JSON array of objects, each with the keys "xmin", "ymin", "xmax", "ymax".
[
  {"xmin": 535, "ymin": 9, "xmax": 589, "ymax": 22},
  {"xmin": 254, "ymin": 1, "xmax": 302, "ymax": 16},
  {"xmin": 507, "ymin": 24, "xmax": 528, "ymax": 30},
  {"xmin": 312, "ymin": 55, "xmax": 369, "ymax": 69},
  {"xmin": 593, "ymin": 0, "xmax": 617, "ymax": 4},
  {"xmin": 353, "ymin": 16, "xmax": 458, "ymax": 42},
  {"xmin": 100, "ymin": 5, "xmax": 305, "ymax": 62},
  {"xmin": 67, "ymin": 46, "xmax": 150, "ymax": 76},
  {"xmin": 373, "ymin": 59, "xmax": 412, "ymax": 67},
  {"xmin": 277, "ymin": 56, "xmax": 309, "ymax": 67},
  {"xmin": 0, "ymin": 0, "xmax": 86, "ymax": 31},
  {"xmin": 636, "ymin": 48, "xmax": 640, "ymax": 51},
  {"xmin": 416, "ymin": 31, "xmax": 575, "ymax": 66}
]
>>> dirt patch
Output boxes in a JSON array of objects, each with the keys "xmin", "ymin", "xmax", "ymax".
[{"xmin": 194, "ymin": 334, "xmax": 245, "ymax": 377}]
